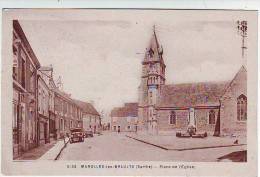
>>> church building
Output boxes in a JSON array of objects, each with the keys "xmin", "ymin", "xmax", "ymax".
[{"xmin": 137, "ymin": 29, "xmax": 247, "ymax": 137}]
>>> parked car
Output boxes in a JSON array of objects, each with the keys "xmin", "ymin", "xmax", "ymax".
[
  {"xmin": 69, "ymin": 128, "xmax": 84, "ymax": 143},
  {"xmin": 84, "ymin": 130, "xmax": 94, "ymax": 138}
]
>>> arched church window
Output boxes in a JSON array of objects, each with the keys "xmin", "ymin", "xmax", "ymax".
[
  {"xmin": 169, "ymin": 111, "xmax": 176, "ymax": 125},
  {"xmin": 237, "ymin": 94, "xmax": 247, "ymax": 121},
  {"xmin": 209, "ymin": 110, "xmax": 215, "ymax": 124}
]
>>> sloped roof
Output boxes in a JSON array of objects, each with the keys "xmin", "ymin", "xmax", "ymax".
[
  {"xmin": 111, "ymin": 103, "xmax": 138, "ymax": 117},
  {"xmin": 111, "ymin": 107, "xmax": 124, "ymax": 117},
  {"xmin": 73, "ymin": 99, "xmax": 100, "ymax": 116},
  {"xmin": 13, "ymin": 20, "xmax": 41, "ymax": 68},
  {"xmin": 53, "ymin": 88, "xmax": 72, "ymax": 101},
  {"xmin": 221, "ymin": 65, "xmax": 247, "ymax": 97},
  {"xmin": 143, "ymin": 29, "xmax": 164, "ymax": 65},
  {"xmin": 157, "ymin": 81, "xmax": 230, "ymax": 108}
]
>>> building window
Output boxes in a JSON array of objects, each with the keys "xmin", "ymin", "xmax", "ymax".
[
  {"xmin": 149, "ymin": 91, "xmax": 152, "ymax": 104},
  {"xmin": 21, "ymin": 58, "xmax": 26, "ymax": 88},
  {"xmin": 12, "ymin": 103, "xmax": 18, "ymax": 144},
  {"xmin": 64, "ymin": 120, "xmax": 67, "ymax": 130},
  {"xmin": 13, "ymin": 45, "xmax": 18, "ymax": 81},
  {"xmin": 12, "ymin": 103, "xmax": 18, "ymax": 129},
  {"xmin": 29, "ymin": 64, "xmax": 35, "ymax": 92},
  {"xmin": 208, "ymin": 110, "xmax": 215, "ymax": 124},
  {"xmin": 70, "ymin": 120, "xmax": 73, "ymax": 128},
  {"xmin": 169, "ymin": 111, "xmax": 176, "ymax": 125},
  {"xmin": 237, "ymin": 94, "xmax": 247, "ymax": 121},
  {"xmin": 60, "ymin": 119, "xmax": 63, "ymax": 131},
  {"xmin": 113, "ymin": 126, "xmax": 116, "ymax": 131}
]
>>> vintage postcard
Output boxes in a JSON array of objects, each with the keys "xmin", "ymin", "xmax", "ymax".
[{"xmin": 1, "ymin": 9, "xmax": 258, "ymax": 176}]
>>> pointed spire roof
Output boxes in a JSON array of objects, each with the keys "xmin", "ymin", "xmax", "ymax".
[
  {"xmin": 149, "ymin": 25, "xmax": 160, "ymax": 50},
  {"xmin": 143, "ymin": 25, "xmax": 164, "ymax": 64}
]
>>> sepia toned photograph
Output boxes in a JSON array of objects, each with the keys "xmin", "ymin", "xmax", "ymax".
[{"xmin": 1, "ymin": 8, "xmax": 258, "ymax": 176}]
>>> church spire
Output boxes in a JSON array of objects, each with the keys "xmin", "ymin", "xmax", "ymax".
[
  {"xmin": 143, "ymin": 25, "xmax": 164, "ymax": 64},
  {"xmin": 153, "ymin": 25, "xmax": 160, "ymax": 50}
]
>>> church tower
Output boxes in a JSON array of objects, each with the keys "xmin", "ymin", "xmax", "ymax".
[{"xmin": 138, "ymin": 27, "xmax": 166, "ymax": 134}]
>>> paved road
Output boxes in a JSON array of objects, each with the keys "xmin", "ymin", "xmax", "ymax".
[{"xmin": 58, "ymin": 132, "xmax": 246, "ymax": 161}]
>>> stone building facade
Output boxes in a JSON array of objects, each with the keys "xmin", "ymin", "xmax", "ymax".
[
  {"xmin": 111, "ymin": 103, "xmax": 138, "ymax": 132},
  {"xmin": 54, "ymin": 90, "xmax": 84, "ymax": 138},
  {"xmin": 74, "ymin": 100, "xmax": 101, "ymax": 133},
  {"xmin": 48, "ymin": 77, "xmax": 56, "ymax": 141},
  {"xmin": 37, "ymin": 72, "xmax": 50, "ymax": 145},
  {"xmin": 12, "ymin": 20, "xmax": 86, "ymax": 159},
  {"xmin": 13, "ymin": 20, "xmax": 41, "ymax": 158},
  {"xmin": 138, "ymin": 29, "xmax": 247, "ymax": 136},
  {"xmin": 220, "ymin": 67, "xmax": 247, "ymax": 135}
]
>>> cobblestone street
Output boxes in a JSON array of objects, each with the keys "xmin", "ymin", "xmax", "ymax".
[{"xmin": 58, "ymin": 132, "xmax": 247, "ymax": 162}]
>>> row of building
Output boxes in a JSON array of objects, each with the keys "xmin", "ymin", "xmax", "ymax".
[{"xmin": 12, "ymin": 20, "xmax": 101, "ymax": 159}]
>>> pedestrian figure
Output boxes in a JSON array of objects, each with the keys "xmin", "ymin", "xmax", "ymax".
[
  {"xmin": 118, "ymin": 127, "xmax": 120, "ymax": 133},
  {"xmin": 234, "ymin": 139, "xmax": 239, "ymax": 144}
]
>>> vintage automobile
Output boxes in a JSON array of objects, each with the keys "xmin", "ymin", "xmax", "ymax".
[
  {"xmin": 84, "ymin": 129, "xmax": 94, "ymax": 138},
  {"xmin": 69, "ymin": 128, "xmax": 84, "ymax": 143}
]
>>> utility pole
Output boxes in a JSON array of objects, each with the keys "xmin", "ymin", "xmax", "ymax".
[{"xmin": 237, "ymin": 20, "xmax": 248, "ymax": 58}]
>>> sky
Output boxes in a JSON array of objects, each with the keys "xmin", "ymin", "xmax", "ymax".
[{"xmin": 14, "ymin": 9, "xmax": 254, "ymax": 122}]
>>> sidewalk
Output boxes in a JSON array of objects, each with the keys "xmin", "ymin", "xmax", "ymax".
[
  {"xmin": 39, "ymin": 137, "xmax": 70, "ymax": 160},
  {"xmin": 15, "ymin": 141, "xmax": 57, "ymax": 160},
  {"xmin": 126, "ymin": 133, "xmax": 247, "ymax": 151}
]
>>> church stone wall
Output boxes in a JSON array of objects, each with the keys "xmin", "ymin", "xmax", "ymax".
[
  {"xmin": 157, "ymin": 108, "xmax": 219, "ymax": 135},
  {"xmin": 157, "ymin": 109, "xmax": 188, "ymax": 131},
  {"xmin": 220, "ymin": 68, "xmax": 247, "ymax": 136},
  {"xmin": 195, "ymin": 108, "xmax": 219, "ymax": 135}
]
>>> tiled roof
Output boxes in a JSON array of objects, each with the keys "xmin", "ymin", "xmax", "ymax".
[
  {"xmin": 111, "ymin": 103, "xmax": 138, "ymax": 117},
  {"xmin": 53, "ymin": 88, "xmax": 72, "ymax": 101},
  {"xmin": 157, "ymin": 81, "xmax": 229, "ymax": 108},
  {"xmin": 73, "ymin": 99, "xmax": 100, "ymax": 116}
]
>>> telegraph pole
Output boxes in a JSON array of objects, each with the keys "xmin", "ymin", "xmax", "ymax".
[{"xmin": 237, "ymin": 20, "xmax": 248, "ymax": 58}]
